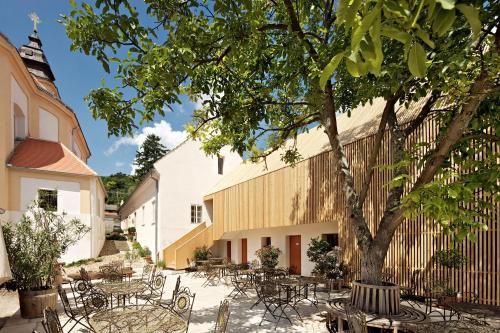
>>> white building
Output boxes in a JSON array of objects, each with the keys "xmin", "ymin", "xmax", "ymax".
[{"xmin": 119, "ymin": 139, "xmax": 242, "ymax": 262}]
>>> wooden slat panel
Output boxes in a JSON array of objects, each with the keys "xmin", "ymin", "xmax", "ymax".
[{"xmin": 206, "ymin": 116, "xmax": 499, "ymax": 305}]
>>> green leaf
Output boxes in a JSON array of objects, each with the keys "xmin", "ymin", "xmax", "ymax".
[
  {"xmin": 416, "ymin": 29, "xmax": 435, "ymax": 48},
  {"xmin": 432, "ymin": 9, "xmax": 456, "ymax": 36},
  {"xmin": 344, "ymin": 0, "xmax": 362, "ymax": 29},
  {"xmin": 408, "ymin": 42, "xmax": 427, "ymax": 77},
  {"xmin": 351, "ymin": 6, "xmax": 381, "ymax": 52},
  {"xmin": 456, "ymin": 4, "xmax": 481, "ymax": 34},
  {"xmin": 436, "ymin": 0, "xmax": 456, "ymax": 10},
  {"xmin": 381, "ymin": 25, "xmax": 411, "ymax": 43},
  {"xmin": 320, "ymin": 52, "xmax": 345, "ymax": 90}
]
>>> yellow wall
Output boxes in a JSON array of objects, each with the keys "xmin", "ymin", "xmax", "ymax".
[{"xmin": 8, "ymin": 169, "xmax": 92, "ymax": 214}]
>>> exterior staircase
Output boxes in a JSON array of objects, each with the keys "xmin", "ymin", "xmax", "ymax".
[{"xmin": 163, "ymin": 222, "xmax": 214, "ymax": 270}]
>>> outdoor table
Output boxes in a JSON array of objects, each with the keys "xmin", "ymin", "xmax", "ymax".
[
  {"xmin": 212, "ymin": 264, "xmax": 227, "ymax": 277},
  {"xmin": 89, "ymin": 304, "xmax": 187, "ymax": 333},
  {"xmin": 445, "ymin": 301, "xmax": 500, "ymax": 324},
  {"xmin": 327, "ymin": 297, "xmax": 428, "ymax": 332},
  {"xmin": 95, "ymin": 280, "xmax": 149, "ymax": 308},
  {"xmin": 208, "ymin": 257, "xmax": 224, "ymax": 264}
]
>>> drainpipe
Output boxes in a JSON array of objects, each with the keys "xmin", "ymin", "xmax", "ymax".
[{"xmin": 150, "ymin": 171, "xmax": 160, "ymax": 263}]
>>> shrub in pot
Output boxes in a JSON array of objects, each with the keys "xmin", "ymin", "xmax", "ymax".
[
  {"xmin": 433, "ymin": 248, "xmax": 467, "ymax": 305},
  {"xmin": 307, "ymin": 238, "xmax": 345, "ymax": 279},
  {"xmin": 141, "ymin": 246, "xmax": 153, "ymax": 263},
  {"xmin": 193, "ymin": 245, "xmax": 212, "ymax": 262},
  {"xmin": 2, "ymin": 203, "xmax": 89, "ymax": 318},
  {"xmin": 255, "ymin": 245, "xmax": 281, "ymax": 269}
]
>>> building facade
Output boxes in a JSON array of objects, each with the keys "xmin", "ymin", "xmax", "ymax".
[
  {"xmin": 119, "ymin": 139, "xmax": 242, "ymax": 263},
  {"xmin": 0, "ymin": 31, "xmax": 106, "ymax": 263}
]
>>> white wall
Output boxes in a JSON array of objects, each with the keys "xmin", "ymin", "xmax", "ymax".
[
  {"xmin": 14, "ymin": 177, "xmax": 105, "ymax": 263},
  {"xmin": 21, "ymin": 177, "xmax": 80, "ymax": 214},
  {"xmin": 39, "ymin": 108, "xmax": 58, "ymax": 142},
  {"xmin": 155, "ymin": 140, "xmax": 242, "ymax": 259},
  {"xmin": 10, "ymin": 76, "xmax": 28, "ymax": 147},
  {"xmin": 215, "ymin": 222, "xmax": 339, "ymax": 276}
]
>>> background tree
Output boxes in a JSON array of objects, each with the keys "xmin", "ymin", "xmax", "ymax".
[
  {"xmin": 133, "ymin": 134, "xmax": 168, "ymax": 180},
  {"xmin": 101, "ymin": 172, "xmax": 137, "ymax": 205},
  {"xmin": 62, "ymin": 0, "xmax": 499, "ymax": 284}
]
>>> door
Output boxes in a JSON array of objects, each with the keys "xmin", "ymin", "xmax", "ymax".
[
  {"xmin": 241, "ymin": 238, "xmax": 248, "ymax": 264},
  {"xmin": 289, "ymin": 235, "xmax": 301, "ymax": 275},
  {"xmin": 226, "ymin": 241, "xmax": 232, "ymax": 261}
]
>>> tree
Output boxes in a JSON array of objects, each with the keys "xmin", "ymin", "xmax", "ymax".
[
  {"xmin": 133, "ymin": 134, "xmax": 168, "ymax": 180},
  {"xmin": 101, "ymin": 172, "xmax": 137, "ymax": 205},
  {"xmin": 62, "ymin": 0, "xmax": 499, "ymax": 284}
]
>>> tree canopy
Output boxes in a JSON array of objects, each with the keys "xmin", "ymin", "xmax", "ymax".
[
  {"xmin": 101, "ymin": 172, "xmax": 137, "ymax": 205},
  {"xmin": 62, "ymin": 0, "xmax": 499, "ymax": 283}
]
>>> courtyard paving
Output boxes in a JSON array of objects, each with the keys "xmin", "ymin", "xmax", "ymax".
[{"xmin": 0, "ymin": 268, "xmax": 330, "ymax": 333}]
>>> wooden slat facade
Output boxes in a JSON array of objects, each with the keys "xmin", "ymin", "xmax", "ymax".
[{"xmin": 207, "ymin": 116, "xmax": 499, "ymax": 305}]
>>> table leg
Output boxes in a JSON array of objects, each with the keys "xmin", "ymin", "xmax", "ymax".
[{"xmin": 338, "ymin": 316, "xmax": 344, "ymax": 333}]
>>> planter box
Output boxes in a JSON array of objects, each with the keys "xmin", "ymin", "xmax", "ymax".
[
  {"xmin": 18, "ymin": 288, "xmax": 57, "ymax": 319},
  {"xmin": 351, "ymin": 280, "xmax": 400, "ymax": 315}
]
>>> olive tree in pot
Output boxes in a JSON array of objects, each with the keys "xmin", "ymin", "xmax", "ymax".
[
  {"xmin": 2, "ymin": 203, "xmax": 89, "ymax": 318},
  {"xmin": 255, "ymin": 245, "xmax": 282, "ymax": 269}
]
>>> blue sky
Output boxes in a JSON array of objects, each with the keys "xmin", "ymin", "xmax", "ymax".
[{"xmin": 0, "ymin": 1, "xmax": 197, "ymax": 176}]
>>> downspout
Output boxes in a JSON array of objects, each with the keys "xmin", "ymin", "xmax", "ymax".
[{"xmin": 150, "ymin": 171, "xmax": 159, "ymax": 263}]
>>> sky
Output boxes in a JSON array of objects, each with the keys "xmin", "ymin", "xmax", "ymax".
[{"xmin": 0, "ymin": 1, "xmax": 198, "ymax": 176}]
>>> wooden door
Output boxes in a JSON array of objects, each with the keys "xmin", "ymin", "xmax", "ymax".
[
  {"xmin": 226, "ymin": 241, "xmax": 232, "ymax": 261},
  {"xmin": 241, "ymin": 238, "xmax": 248, "ymax": 264},
  {"xmin": 289, "ymin": 235, "xmax": 301, "ymax": 275}
]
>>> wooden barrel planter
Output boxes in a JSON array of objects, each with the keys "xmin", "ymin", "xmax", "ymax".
[
  {"xmin": 350, "ymin": 280, "xmax": 400, "ymax": 315},
  {"xmin": 18, "ymin": 288, "xmax": 57, "ymax": 319}
]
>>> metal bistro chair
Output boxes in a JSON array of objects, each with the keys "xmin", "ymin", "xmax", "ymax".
[
  {"xmin": 133, "ymin": 263, "xmax": 154, "ymax": 282},
  {"xmin": 400, "ymin": 269, "xmax": 423, "ymax": 308},
  {"xmin": 100, "ymin": 265, "xmax": 123, "ymax": 283},
  {"xmin": 228, "ymin": 271, "xmax": 252, "ymax": 299},
  {"xmin": 159, "ymin": 275, "xmax": 181, "ymax": 309},
  {"xmin": 214, "ymin": 299, "xmax": 230, "ymax": 333},
  {"xmin": 57, "ymin": 285, "xmax": 93, "ymax": 332},
  {"xmin": 41, "ymin": 307, "xmax": 64, "ymax": 333},
  {"xmin": 136, "ymin": 273, "xmax": 166, "ymax": 305},
  {"xmin": 171, "ymin": 286, "xmax": 196, "ymax": 333},
  {"xmin": 203, "ymin": 263, "xmax": 221, "ymax": 287}
]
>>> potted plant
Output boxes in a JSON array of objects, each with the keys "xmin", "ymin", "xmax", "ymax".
[
  {"xmin": 433, "ymin": 248, "xmax": 467, "ymax": 305},
  {"xmin": 2, "ymin": 204, "xmax": 89, "ymax": 318},
  {"xmin": 141, "ymin": 246, "xmax": 153, "ymax": 264},
  {"xmin": 307, "ymin": 238, "xmax": 346, "ymax": 280},
  {"xmin": 255, "ymin": 245, "xmax": 282, "ymax": 269},
  {"xmin": 193, "ymin": 245, "xmax": 212, "ymax": 262}
]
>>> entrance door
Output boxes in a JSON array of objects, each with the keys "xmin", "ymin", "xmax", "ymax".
[
  {"xmin": 241, "ymin": 238, "xmax": 248, "ymax": 264},
  {"xmin": 226, "ymin": 241, "xmax": 232, "ymax": 261},
  {"xmin": 289, "ymin": 235, "xmax": 301, "ymax": 275}
]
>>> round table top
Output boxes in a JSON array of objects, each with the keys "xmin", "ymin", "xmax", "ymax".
[
  {"xmin": 95, "ymin": 281, "xmax": 149, "ymax": 296},
  {"xmin": 89, "ymin": 305, "xmax": 186, "ymax": 333}
]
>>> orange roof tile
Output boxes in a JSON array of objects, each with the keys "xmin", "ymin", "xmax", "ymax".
[{"xmin": 8, "ymin": 138, "xmax": 96, "ymax": 176}]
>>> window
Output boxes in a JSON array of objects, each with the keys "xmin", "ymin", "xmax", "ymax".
[
  {"xmin": 261, "ymin": 237, "xmax": 271, "ymax": 247},
  {"xmin": 191, "ymin": 204, "xmax": 202, "ymax": 224},
  {"xmin": 38, "ymin": 189, "xmax": 57, "ymax": 211},
  {"xmin": 218, "ymin": 156, "xmax": 224, "ymax": 175},
  {"xmin": 322, "ymin": 233, "xmax": 339, "ymax": 248},
  {"xmin": 151, "ymin": 200, "xmax": 156, "ymax": 225}
]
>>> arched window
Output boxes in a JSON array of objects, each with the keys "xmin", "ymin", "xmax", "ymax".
[{"xmin": 13, "ymin": 103, "xmax": 26, "ymax": 140}]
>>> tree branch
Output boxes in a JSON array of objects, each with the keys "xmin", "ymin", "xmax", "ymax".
[
  {"xmin": 282, "ymin": 0, "xmax": 319, "ymax": 60},
  {"xmin": 358, "ymin": 87, "xmax": 403, "ymax": 206},
  {"xmin": 403, "ymin": 92, "xmax": 441, "ymax": 137}
]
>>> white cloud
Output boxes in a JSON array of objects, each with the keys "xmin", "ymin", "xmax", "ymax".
[
  {"xmin": 129, "ymin": 163, "xmax": 138, "ymax": 176},
  {"xmin": 105, "ymin": 120, "xmax": 188, "ymax": 156},
  {"xmin": 115, "ymin": 161, "xmax": 124, "ymax": 167}
]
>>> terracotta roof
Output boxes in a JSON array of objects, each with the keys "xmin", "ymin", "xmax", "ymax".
[
  {"xmin": 7, "ymin": 138, "xmax": 97, "ymax": 176},
  {"xmin": 206, "ymin": 96, "xmax": 431, "ymax": 195}
]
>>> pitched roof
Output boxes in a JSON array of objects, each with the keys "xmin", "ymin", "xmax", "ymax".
[
  {"xmin": 206, "ymin": 96, "xmax": 430, "ymax": 195},
  {"xmin": 7, "ymin": 138, "xmax": 97, "ymax": 176}
]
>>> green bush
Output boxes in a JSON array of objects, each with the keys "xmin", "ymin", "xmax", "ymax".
[
  {"xmin": 106, "ymin": 234, "xmax": 127, "ymax": 241},
  {"xmin": 307, "ymin": 238, "xmax": 345, "ymax": 279},
  {"xmin": 193, "ymin": 245, "xmax": 211, "ymax": 261},
  {"xmin": 65, "ymin": 257, "xmax": 103, "ymax": 268},
  {"xmin": 156, "ymin": 260, "xmax": 166, "ymax": 269},
  {"xmin": 255, "ymin": 245, "xmax": 282, "ymax": 269},
  {"xmin": 128, "ymin": 227, "xmax": 136, "ymax": 233},
  {"xmin": 139, "ymin": 246, "xmax": 152, "ymax": 257},
  {"xmin": 132, "ymin": 241, "xmax": 142, "ymax": 250},
  {"xmin": 2, "ymin": 204, "xmax": 90, "ymax": 291},
  {"xmin": 434, "ymin": 248, "xmax": 467, "ymax": 269}
]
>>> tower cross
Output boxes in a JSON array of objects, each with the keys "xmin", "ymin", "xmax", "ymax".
[{"xmin": 29, "ymin": 12, "xmax": 41, "ymax": 32}]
